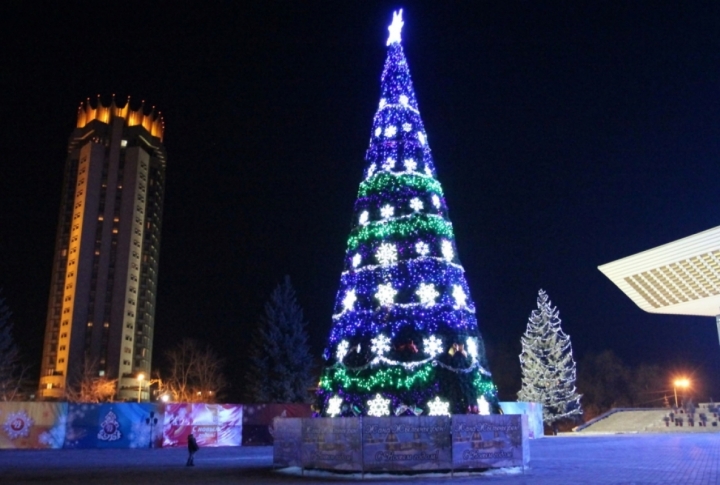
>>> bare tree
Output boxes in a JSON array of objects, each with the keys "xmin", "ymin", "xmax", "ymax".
[
  {"xmin": 65, "ymin": 358, "xmax": 117, "ymax": 403},
  {"xmin": 162, "ymin": 339, "xmax": 226, "ymax": 403},
  {"xmin": 0, "ymin": 290, "xmax": 30, "ymax": 401}
]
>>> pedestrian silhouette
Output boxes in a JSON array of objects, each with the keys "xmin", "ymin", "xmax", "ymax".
[{"xmin": 186, "ymin": 433, "xmax": 199, "ymax": 466}]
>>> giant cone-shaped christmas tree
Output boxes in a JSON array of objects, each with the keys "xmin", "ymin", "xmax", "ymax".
[{"xmin": 317, "ymin": 10, "xmax": 498, "ymax": 417}]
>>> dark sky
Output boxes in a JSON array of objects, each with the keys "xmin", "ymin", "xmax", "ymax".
[{"xmin": 2, "ymin": 2, "xmax": 720, "ymax": 401}]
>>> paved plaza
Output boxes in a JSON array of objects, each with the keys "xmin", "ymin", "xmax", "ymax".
[{"xmin": 0, "ymin": 432, "xmax": 718, "ymax": 484}]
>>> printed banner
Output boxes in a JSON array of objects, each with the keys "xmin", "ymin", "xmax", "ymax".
[
  {"xmin": 362, "ymin": 416, "xmax": 452, "ymax": 472},
  {"xmin": 65, "ymin": 403, "xmax": 163, "ymax": 449},
  {"xmin": 451, "ymin": 414, "xmax": 528, "ymax": 469},
  {"xmin": 0, "ymin": 402, "xmax": 67, "ymax": 449},
  {"xmin": 301, "ymin": 417, "xmax": 362, "ymax": 471},
  {"xmin": 272, "ymin": 417, "xmax": 303, "ymax": 467},
  {"xmin": 162, "ymin": 403, "xmax": 242, "ymax": 447}
]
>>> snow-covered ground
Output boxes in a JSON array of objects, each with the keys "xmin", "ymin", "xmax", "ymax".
[{"xmin": 0, "ymin": 433, "xmax": 718, "ymax": 484}]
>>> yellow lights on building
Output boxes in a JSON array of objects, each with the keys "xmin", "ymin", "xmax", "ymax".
[{"xmin": 77, "ymin": 95, "xmax": 164, "ymax": 141}]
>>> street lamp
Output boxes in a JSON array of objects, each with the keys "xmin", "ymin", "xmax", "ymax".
[
  {"xmin": 673, "ymin": 378, "xmax": 690, "ymax": 407},
  {"xmin": 137, "ymin": 373, "xmax": 145, "ymax": 403}
]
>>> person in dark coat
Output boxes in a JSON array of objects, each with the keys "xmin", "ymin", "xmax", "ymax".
[{"xmin": 187, "ymin": 433, "xmax": 199, "ymax": 466}]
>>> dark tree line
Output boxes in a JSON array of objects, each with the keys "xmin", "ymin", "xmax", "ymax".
[
  {"xmin": 577, "ymin": 350, "xmax": 668, "ymax": 420},
  {"xmin": 0, "ymin": 290, "xmax": 30, "ymax": 401}
]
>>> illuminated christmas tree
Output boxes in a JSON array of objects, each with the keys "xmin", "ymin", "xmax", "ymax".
[
  {"xmin": 518, "ymin": 289, "xmax": 582, "ymax": 428},
  {"xmin": 317, "ymin": 10, "xmax": 498, "ymax": 417}
]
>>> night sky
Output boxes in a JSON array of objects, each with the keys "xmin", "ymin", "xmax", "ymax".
[{"xmin": 2, "ymin": 2, "xmax": 720, "ymax": 401}]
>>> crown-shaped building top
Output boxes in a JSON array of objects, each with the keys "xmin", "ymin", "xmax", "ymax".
[{"xmin": 76, "ymin": 95, "xmax": 164, "ymax": 141}]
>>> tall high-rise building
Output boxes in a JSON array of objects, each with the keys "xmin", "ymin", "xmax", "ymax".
[{"xmin": 39, "ymin": 97, "xmax": 166, "ymax": 401}]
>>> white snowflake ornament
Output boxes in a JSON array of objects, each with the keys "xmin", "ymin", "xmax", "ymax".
[
  {"xmin": 409, "ymin": 197, "xmax": 423, "ymax": 211},
  {"xmin": 336, "ymin": 340, "xmax": 350, "ymax": 361},
  {"xmin": 327, "ymin": 395, "xmax": 343, "ymax": 417},
  {"xmin": 427, "ymin": 396, "xmax": 450, "ymax": 416},
  {"xmin": 375, "ymin": 283, "xmax": 397, "ymax": 306},
  {"xmin": 416, "ymin": 283, "xmax": 439, "ymax": 306},
  {"xmin": 367, "ymin": 393, "xmax": 391, "ymax": 417},
  {"xmin": 466, "ymin": 337, "xmax": 478, "ymax": 360},
  {"xmin": 371, "ymin": 334, "xmax": 392, "ymax": 356},
  {"xmin": 441, "ymin": 240, "xmax": 454, "ymax": 261},
  {"xmin": 380, "ymin": 204, "xmax": 395, "ymax": 219},
  {"xmin": 478, "ymin": 395, "xmax": 491, "ymax": 415},
  {"xmin": 453, "ymin": 285, "xmax": 467, "ymax": 308},
  {"xmin": 423, "ymin": 334, "xmax": 443, "ymax": 358},
  {"xmin": 415, "ymin": 241, "xmax": 430, "ymax": 257},
  {"xmin": 376, "ymin": 243, "xmax": 397, "ymax": 266},
  {"xmin": 342, "ymin": 290, "xmax": 357, "ymax": 311}
]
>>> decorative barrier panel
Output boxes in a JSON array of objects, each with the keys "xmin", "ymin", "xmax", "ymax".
[
  {"xmin": 363, "ymin": 416, "xmax": 452, "ymax": 472},
  {"xmin": 0, "ymin": 402, "xmax": 243, "ymax": 449},
  {"xmin": 243, "ymin": 403, "xmax": 312, "ymax": 445},
  {"xmin": 162, "ymin": 403, "xmax": 242, "ymax": 448},
  {"xmin": 272, "ymin": 417, "xmax": 303, "ymax": 467},
  {"xmin": 301, "ymin": 417, "xmax": 362, "ymax": 471},
  {"xmin": 65, "ymin": 403, "xmax": 163, "ymax": 449},
  {"xmin": 273, "ymin": 414, "xmax": 528, "ymax": 472},
  {"xmin": 0, "ymin": 402, "xmax": 67, "ymax": 449},
  {"xmin": 452, "ymin": 414, "xmax": 528, "ymax": 469},
  {"xmin": 499, "ymin": 401, "xmax": 543, "ymax": 439}
]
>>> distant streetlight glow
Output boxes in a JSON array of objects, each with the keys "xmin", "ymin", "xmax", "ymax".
[
  {"xmin": 137, "ymin": 373, "xmax": 145, "ymax": 403},
  {"xmin": 673, "ymin": 378, "xmax": 690, "ymax": 407}
]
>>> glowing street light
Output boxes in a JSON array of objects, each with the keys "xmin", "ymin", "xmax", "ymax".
[
  {"xmin": 137, "ymin": 373, "xmax": 145, "ymax": 403},
  {"xmin": 673, "ymin": 378, "xmax": 690, "ymax": 407}
]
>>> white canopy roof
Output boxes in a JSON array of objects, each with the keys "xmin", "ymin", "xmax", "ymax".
[{"xmin": 598, "ymin": 225, "xmax": 720, "ymax": 317}]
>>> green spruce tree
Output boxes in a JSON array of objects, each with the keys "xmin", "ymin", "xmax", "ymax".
[{"xmin": 246, "ymin": 276, "xmax": 314, "ymax": 403}]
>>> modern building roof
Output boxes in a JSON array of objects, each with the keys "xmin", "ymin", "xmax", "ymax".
[{"xmin": 598, "ymin": 225, "xmax": 720, "ymax": 317}]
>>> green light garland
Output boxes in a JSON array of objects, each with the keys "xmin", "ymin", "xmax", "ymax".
[
  {"xmin": 358, "ymin": 172, "xmax": 444, "ymax": 198},
  {"xmin": 321, "ymin": 363, "xmax": 435, "ymax": 392},
  {"xmin": 347, "ymin": 214, "xmax": 455, "ymax": 251},
  {"xmin": 473, "ymin": 374, "xmax": 497, "ymax": 397}
]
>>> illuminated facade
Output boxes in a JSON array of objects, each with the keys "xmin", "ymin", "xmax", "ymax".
[
  {"xmin": 39, "ymin": 97, "xmax": 166, "ymax": 400},
  {"xmin": 598, "ymin": 225, "xmax": 720, "ymax": 345}
]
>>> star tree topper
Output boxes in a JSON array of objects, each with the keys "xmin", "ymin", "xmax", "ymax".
[{"xmin": 387, "ymin": 9, "xmax": 404, "ymax": 46}]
